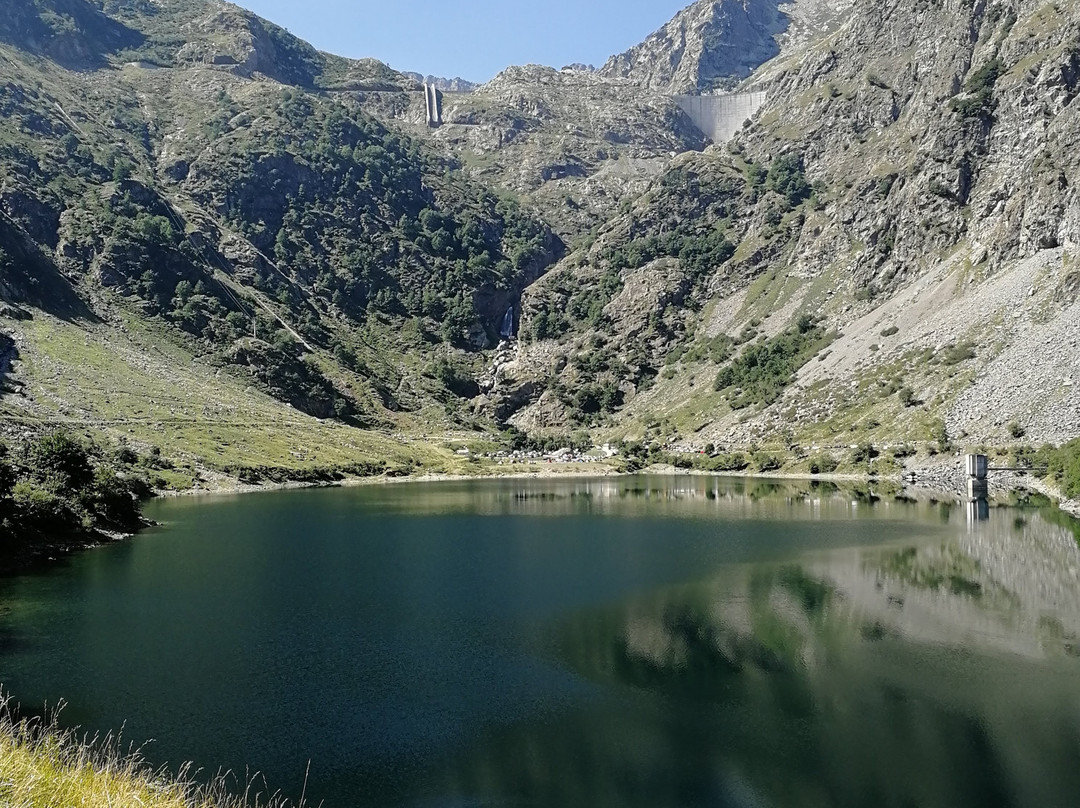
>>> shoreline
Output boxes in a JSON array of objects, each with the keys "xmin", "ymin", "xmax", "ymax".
[
  {"xmin": 150, "ymin": 461, "xmax": 1080, "ymax": 517},
  {"xmin": 152, "ymin": 463, "xmax": 624, "ymax": 499},
  {"xmin": 5, "ymin": 462, "xmax": 1076, "ymax": 577}
]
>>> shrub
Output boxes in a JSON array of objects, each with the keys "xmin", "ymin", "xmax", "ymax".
[
  {"xmin": 1008, "ymin": 421, "xmax": 1026, "ymax": 439},
  {"xmin": 766, "ymin": 153, "xmax": 812, "ymax": 206},
  {"xmin": 432, "ymin": 357, "xmax": 479, "ymax": 399},
  {"xmin": 808, "ymin": 454, "xmax": 839, "ymax": 475},
  {"xmin": 753, "ymin": 452, "xmax": 783, "ymax": 472},
  {"xmin": 928, "ymin": 418, "xmax": 950, "ymax": 451},
  {"xmin": 940, "ymin": 342, "xmax": 976, "ymax": 365},
  {"xmin": 713, "ymin": 318, "xmax": 833, "ymax": 406},
  {"xmin": 0, "ymin": 432, "xmax": 155, "ymax": 555},
  {"xmin": 87, "ymin": 467, "xmax": 143, "ymax": 529},
  {"xmin": 1042, "ymin": 439, "xmax": 1080, "ymax": 498},
  {"xmin": 28, "ymin": 432, "xmax": 94, "ymax": 491},
  {"xmin": 950, "ymin": 57, "xmax": 1003, "ymax": 119},
  {"xmin": 11, "ymin": 481, "xmax": 75, "ymax": 534},
  {"xmin": 898, "ymin": 386, "xmax": 917, "ymax": 407},
  {"xmin": 706, "ymin": 453, "xmax": 749, "ymax": 472},
  {"xmin": 851, "ymin": 442, "xmax": 880, "ymax": 464}
]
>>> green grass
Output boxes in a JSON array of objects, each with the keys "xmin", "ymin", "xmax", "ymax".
[
  {"xmin": 0, "ymin": 701, "xmax": 302, "ymax": 808},
  {"xmin": 2, "ymin": 313, "xmax": 462, "ymax": 485}
]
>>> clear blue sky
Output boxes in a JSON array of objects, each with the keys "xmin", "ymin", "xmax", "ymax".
[{"xmin": 236, "ymin": 0, "xmax": 690, "ymax": 82}]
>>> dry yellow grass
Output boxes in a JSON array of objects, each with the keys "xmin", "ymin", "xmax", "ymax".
[{"xmin": 0, "ymin": 703, "xmax": 302, "ymax": 808}]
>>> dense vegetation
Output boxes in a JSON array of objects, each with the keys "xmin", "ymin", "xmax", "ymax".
[
  {"xmin": 0, "ymin": 431, "xmax": 150, "ymax": 565},
  {"xmin": 518, "ymin": 149, "xmax": 823, "ymax": 429},
  {"xmin": 713, "ymin": 316, "xmax": 833, "ymax": 408},
  {"xmin": 1014, "ymin": 439, "xmax": 1080, "ymax": 500},
  {"xmin": 0, "ymin": 0, "xmax": 560, "ymax": 421}
]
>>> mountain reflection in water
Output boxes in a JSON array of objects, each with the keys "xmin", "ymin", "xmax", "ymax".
[
  {"xmin": 429, "ymin": 481, "xmax": 1080, "ymax": 808},
  {"xmin": 1, "ymin": 476, "xmax": 1079, "ymax": 808}
]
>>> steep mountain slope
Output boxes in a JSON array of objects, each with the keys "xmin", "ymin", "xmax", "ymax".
[
  {"xmin": 0, "ymin": 0, "xmax": 561, "ymax": 480},
  {"xmin": 4, "ymin": 0, "xmax": 1079, "ymax": 484},
  {"xmin": 494, "ymin": 0, "xmax": 1080, "ymax": 454},
  {"xmin": 599, "ymin": 0, "xmax": 852, "ymax": 93},
  {"xmin": 600, "ymin": 0, "xmax": 787, "ymax": 92},
  {"xmin": 399, "ymin": 0, "xmax": 848, "ymax": 244},
  {"xmin": 429, "ymin": 66, "xmax": 706, "ymax": 240},
  {"xmin": 346, "ymin": 65, "xmax": 707, "ymax": 243}
]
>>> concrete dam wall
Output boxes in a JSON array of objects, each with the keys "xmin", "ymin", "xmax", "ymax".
[
  {"xmin": 673, "ymin": 91, "xmax": 767, "ymax": 143},
  {"xmin": 423, "ymin": 82, "xmax": 443, "ymax": 127}
]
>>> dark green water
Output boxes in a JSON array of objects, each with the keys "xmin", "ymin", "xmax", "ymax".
[{"xmin": 2, "ymin": 476, "xmax": 1080, "ymax": 808}]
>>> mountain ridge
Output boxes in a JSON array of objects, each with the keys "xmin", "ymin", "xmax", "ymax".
[{"xmin": 0, "ymin": 0, "xmax": 1078, "ymax": 492}]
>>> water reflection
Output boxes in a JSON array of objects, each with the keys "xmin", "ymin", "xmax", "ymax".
[
  {"xmin": 3, "ymin": 476, "xmax": 1080, "ymax": 808},
  {"xmin": 350, "ymin": 475, "xmax": 967, "ymax": 524},
  {"xmin": 431, "ymin": 503, "xmax": 1080, "ymax": 807},
  {"xmin": 968, "ymin": 495, "xmax": 991, "ymax": 524}
]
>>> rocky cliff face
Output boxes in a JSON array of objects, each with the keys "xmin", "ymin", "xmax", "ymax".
[
  {"xmin": 401, "ymin": 72, "xmax": 478, "ymax": 93},
  {"xmin": 600, "ymin": 0, "xmax": 786, "ymax": 93},
  {"xmin": 4, "ymin": 0, "xmax": 1080, "ymax": 469},
  {"xmin": 428, "ymin": 65, "xmax": 707, "ymax": 239},
  {"xmin": 491, "ymin": 0, "xmax": 1080, "ymax": 452},
  {"xmin": 599, "ymin": 0, "xmax": 854, "ymax": 94}
]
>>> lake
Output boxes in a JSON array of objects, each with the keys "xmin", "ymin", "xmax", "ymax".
[{"xmin": 2, "ymin": 475, "xmax": 1080, "ymax": 807}]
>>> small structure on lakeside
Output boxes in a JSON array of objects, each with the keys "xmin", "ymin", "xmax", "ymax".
[{"xmin": 966, "ymin": 453, "xmax": 989, "ymax": 499}]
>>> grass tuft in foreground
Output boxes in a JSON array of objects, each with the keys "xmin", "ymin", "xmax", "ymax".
[{"xmin": 0, "ymin": 700, "xmax": 303, "ymax": 808}]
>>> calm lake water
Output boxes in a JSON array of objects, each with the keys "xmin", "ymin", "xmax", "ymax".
[{"xmin": 2, "ymin": 476, "xmax": 1080, "ymax": 808}]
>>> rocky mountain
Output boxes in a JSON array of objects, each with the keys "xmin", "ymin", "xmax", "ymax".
[
  {"xmin": 0, "ymin": 0, "xmax": 564, "ymax": 481},
  {"xmin": 599, "ymin": 0, "xmax": 851, "ymax": 94},
  {"xmin": 401, "ymin": 72, "xmax": 478, "ymax": 93},
  {"xmin": 2, "ymin": 0, "xmax": 1079, "ymax": 485},
  {"xmin": 600, "ymin": 0, "xmax": 786, "ymax": 93},
  {"xmin": 489, "ymin": 0, "xmax": 1080, "ymax": 457},
  {"xmin": 427, "ymin": 65, "xmax": 707, "ymax": 240},
  {"xmin": 339, "ymin": 64, "xmax": 711, "ymax": 242}
]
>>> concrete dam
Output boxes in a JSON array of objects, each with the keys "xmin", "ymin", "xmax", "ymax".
[{"xmin": 673, "ymin": 90, "xmax": 767, "ymax": 144}]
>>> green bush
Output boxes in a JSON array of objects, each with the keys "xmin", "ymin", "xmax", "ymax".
[
  {"xmin": 432, "ymin": 357, "xmax": 479, "ymax": 399},
  {"xmin": 766, "ymin": 154, "xmax": 812, "ymax": 207},
  {"xmin": 28, "ymin": 432, "xmax": 94, "ymax": 491},
  {"xmin": 851, "ymin": 442, "xmax": 880, "ymax": 464},
  {"xmin": 1039, "ymin": 439, "xmax": 1080, "ymax": 499},
  {"xmin": 704, "ymin": 453, "xmax": 749, "ymax": 472},
  {"xmin": 808, "ymin": 454, "xmax": 839, "ymax": 475},
  {"xmin": 940, "ymin": 341, "xmax": 976, "ymax": 365},
  {"xmin": 753, "ymin": 452, "xmax": 783, "ymax": 472},
  {"xmin": 0, "ymin": 432, "xmax": 152, "ymax": 559},
  {"xmin": 11, "ymin": 480, "xmax": 73, "ymax": 531},
  {"xmin": 950, "ymin": 57, "xmax": 1003, "ymax": 119},
  {"xmin": 713, "ymin": 317, "xmax": 833, "ymax": 407}
]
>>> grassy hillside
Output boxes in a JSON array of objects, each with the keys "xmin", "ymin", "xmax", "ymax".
[{"xmin": 0, "ymin": 0, "xmax": 565, "ymax": 481}]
